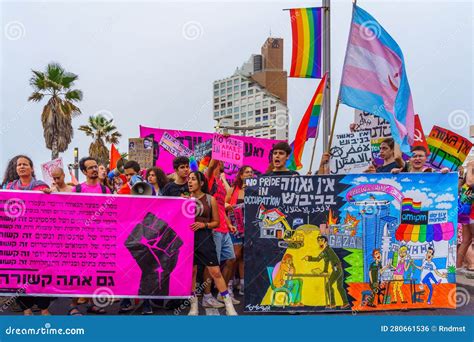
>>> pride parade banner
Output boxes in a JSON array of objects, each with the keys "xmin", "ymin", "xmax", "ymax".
[
  {"xmin": 426, "ymin": 125, "xmax": 473, "ymax": 171},
  {"xmin": 0, "ymin": 191, "xmax": 194, "ymax": 298},
  {"xmin": 212, "ymin": 134, "xmax": 244, "ymax": 167},
  {"xmin": 140, "ymin": 126, "xmax": 281, "ymax": 181},
  {"xmin": 244, "ymin": 173, "xmax": 458, "ymax": 312}
]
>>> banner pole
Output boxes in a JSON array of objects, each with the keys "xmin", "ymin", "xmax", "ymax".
[
  {"xmin": 327, "ymin": 99, "xmax": 341, "ymax": 151},
  {"xmin": 322, "ymin": 0, "xmax": 331, "ymax": 152}
]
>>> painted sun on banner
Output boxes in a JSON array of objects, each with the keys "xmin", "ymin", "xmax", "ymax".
[{"xmin": 244, "ymin": 173, "xmax": 458, "ymax": 312}]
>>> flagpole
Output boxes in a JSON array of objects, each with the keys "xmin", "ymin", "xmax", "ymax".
[
  {"xmin": 308, "ymin": 78, "xmax": 327, "ymax": 174},
  {"xmin": 322, "ymin": 0, "xmax": 331, "ymax": 153}
]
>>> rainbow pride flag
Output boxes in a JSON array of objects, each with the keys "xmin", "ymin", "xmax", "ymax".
[
  {"xmin": 395, "ymin": 222, "xmax": 454, "ymax": 243},
  {"xmin": 289, "ymin": 7, "xmax": 323, "ymax": 78},
  {"xmin": 287, "ymin": 73, "xmax": 327, "ymax": 170},
  {"xmin": 402, "ymin": 198, "xmax": 421, "ymax": 213}
]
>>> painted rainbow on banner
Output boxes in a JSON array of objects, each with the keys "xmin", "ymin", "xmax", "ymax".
[
  {"xmin": 289, "ymin": 7, "xmax": 323, "ymax": 78},
  {"xmin": 287, "ymin": 73, "xmax": 327, "ymax": 170},
  {"xmin": 402, "ymin": 198, "xmax": 421, "ymax": 213},
  {"xmin": 395, "ymin": 222, "xmax": 454, "ymax": 243}
]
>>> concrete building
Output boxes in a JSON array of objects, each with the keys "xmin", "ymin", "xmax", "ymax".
[{"xmin": 213, "ymin": 37, "xmax": 289, "ymax": 140}]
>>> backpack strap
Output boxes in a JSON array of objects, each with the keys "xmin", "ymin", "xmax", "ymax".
[
  {"xmin": 100, "ymin": 184, "xmax": 107, "ymax": 194},
  {"xmin": 75, "ymin": 184, "xmax": 82, "ymax": 193}
]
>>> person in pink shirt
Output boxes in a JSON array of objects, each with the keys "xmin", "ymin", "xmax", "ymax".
[
  {"xmin": 6, "ymin": 155, "xmax": 51, "ymax": 315},
  {"xmin": 391, "ymin": 245, "xmax": 409, "ymax": 304}
]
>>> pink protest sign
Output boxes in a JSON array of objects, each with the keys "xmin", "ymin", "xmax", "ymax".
[
  {"xmin": 0, "ymin": 191, "xmax": 195, "ymax": 298},
  {"xmin": 140, "ymin": 126, "xmax": 281, "ymax": 181},
  {"xmin": 41, "ymin": 158, "xmax": 64, "ymax": 186},
  {"xmin": 212, "ymin": 134, "xmax": 244, "ymax": 167}
]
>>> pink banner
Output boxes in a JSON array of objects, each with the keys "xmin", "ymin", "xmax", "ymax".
[
  {"xmin": 140, "ymin": 126, "xmax": 281, "ymax": 181},
  {"xmin": 346, "ymin": 183, "xmax": 403, "ymax": 203},
  {"xmin": 0, "ymin": 190, "xmax": 195, "ymax": 298}
]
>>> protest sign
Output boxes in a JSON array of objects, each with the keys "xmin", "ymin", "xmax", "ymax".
[
  {"xmin": 158, "ymin": 132, "xmax": 193, "ymax": 158},
  {"xmin": 212, "ymin": 134, "xmax": 244, "ymax": 167},
  {"xmin": 140, "ymin": 126, "xmax": 280, "ymax": 182},
  {"xmin": 0, "ymin": 191, "xmax": 194, "ymax": 298},
  {"xmin": 128, "ymin": 138, "xmax": 154, "ymax": 169},
  {"xmin": 245, "ymin": 173, "xmax": 457, "ymax": 312},
  {"xmin": 426, "ymin": 125, "xmax": 473, "ymax": 171},
  {"xmin": 329, "ymin": 131, "xmax": 371, "ymax": 174},
  {"xmin": 193, "ymin": 140, "xmax": 213, "ymax": 161},
  {"xmin": 354, "ymin": 110, "xmax": 391, "ymax": 140},
  {"xmin": 41, "ymin": 158, "xmax": 64, "ymax": 186},
  {"xmin": 228, "ymin": 203, "xmax": 245, "ymax": 234}
]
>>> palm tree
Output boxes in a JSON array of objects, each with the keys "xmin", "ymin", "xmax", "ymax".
[
  {"xmin": 78, "ymin": 114, "xmax": 122, "ymax": 166},
  {"xmin": 28, "ymin": 63, "xmax": 83, "ymax": 160}
]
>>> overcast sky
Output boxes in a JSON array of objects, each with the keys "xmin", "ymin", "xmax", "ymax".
[{"xmin": 1, "ymin": 0, "xmax": 472, "ymax": 180}]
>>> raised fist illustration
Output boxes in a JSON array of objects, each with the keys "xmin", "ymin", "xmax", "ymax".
[{"xmin": 125, "ymin": 213, "xmax": 183, "ymax": 296}]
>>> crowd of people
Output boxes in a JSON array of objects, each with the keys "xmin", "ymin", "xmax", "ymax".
[{"xmin": 1, "ymin": 139, "xmax": 473, "ymax": 316}]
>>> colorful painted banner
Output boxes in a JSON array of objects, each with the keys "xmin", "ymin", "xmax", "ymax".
[
  {"xmin": 0, "ymin": 191, "xmax": 194, "ymax": 298},
  {"xmin": 426, "ymin": 125, "xmax": 473, "ymax": 171},
  {"xmin": 212, "ymin": 134, "xmax": 244, "ymax": 167},
  {"xmin": 193, "ymin": 140, "xmax": 213, "ymax": 162},
  {"xmin": 244, "ymin": 173, "xmax": 457, "ymax": 312},
  {"xmin": 140, "ymin": 126, "xmax": 281, "ymax": 182},
  {"xmin": 329, "ymin": 130, "xmax": 371, "ymax": 174},
  {"xmin": 41, "ymin": 158, "xmax": 64, "ymax": 186},
  {"xmin": 128, "ymin": 138, "xmax": 154, "ymax": 169},
  {"xmin": 158, "ymin": 132, "xmax": 193, "ymax": 158}
]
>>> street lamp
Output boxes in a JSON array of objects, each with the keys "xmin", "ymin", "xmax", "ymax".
[{"xmin": 73, "ymin": 147, "xmax": 79, "ymax": 181}]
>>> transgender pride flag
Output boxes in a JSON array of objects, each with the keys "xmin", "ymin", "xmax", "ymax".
[{"xmin": 340, "ymin": 5, "xmax": 415, "ymax": 153}]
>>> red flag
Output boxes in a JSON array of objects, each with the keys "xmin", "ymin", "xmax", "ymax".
[
  {"xmin": 413, "ymin": 114, "xmax": 429, "ymax": 155},
  {"xmin": 110, "ymin": 144, "xmax": 121, "ymax": 169}
]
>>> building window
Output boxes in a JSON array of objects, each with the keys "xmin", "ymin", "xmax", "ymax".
[
  {"xmin": 234, "ymin": 121, "xmax": 239, "ymax": 126},
  {"xmin": 241, "ymin": 112, "xmax": 246, "ymax": 118},
  {"xmin": 214, "ymin": 105, "xmax": 219, "ymax": 110},
  {"xmin": 227, "ymin": 102, "xmax": 232, "ymax": 107},
  {"xmin": 256, "ymin": 117, "xmax": 261, "ymax": 122},
  {"xmin": 214, "ymin": 84, "xmax": 219, "ymax": 89},
  {"xmin": 247, "ymin": 111, "xmax": 253, "ymax": 117},
  {"xmin": 270, "ymin": 106, "xmax": 276, "ymax": 112},
  {"xmin": 241, "ymin": 91, "xmax": 247, "ymax": 96},
  {"xmin": 255, "ymin": 102, "xmax": 261, "ymax": 108},
  {"xmin": 214, "ymin": 111, "xmax": 219, "ymax": 118},
  {"xmin": 248, "ymin": 103, "xmax": 254, "ymax": 109},
  {"xmin": 263, "ymin": 115, "xmax": 269, "ymax": 121},
  {"xmin": 241, "ymin": 120, "xmax": 246, "ymax": 125},
  {"xmin": 248, "ymin": 89, "xmax": 254, "ymax": 95},
  {"xmin": 227, "ymin": 108, "xmax": 232, "ymax": 114},
  {"xmin": 214, "ymin": 90, "xmax": 219, "ymax": 96},
  {"xmin": 227, "ymin": 87, "xmax": 232, "ymax": 93},
  {"xmin": 235, "ymin": 113, "xmax": 240, "ymax": 119},
  {"xmin": 270, "ymin": 129, "xmax": 276, "ymax": 135},
  {"xmin": 241, "ymin": 83, "xmax": 247, "ymax": 89},
  {"xmin": 255, "ymin": 109, "xmax": 261, "ymax": 115},
  {"xmin": 234, "ymin": 107, "xmax": 239, "ymax": 113},
  {"xmin": 263, "ymin": 108, "xmax": 269, "ymax": 114},
  {"xmin": 220, "ymin": 89, "xmax": 225, "ymax": 95},
  {"xmin": 241, "ymin": 105, "xmax": 247, "ymax": 111},
  {"xmin": 214, "ymin": 98, "xmax": 219, "ymax": 104},
  {"xmin": 234, "ymin": 78, "xmax": 239, "ymax": 84},
  {"xmin": 221, "ymin": 103, "xmax": 226, "ymax": 109},
  {"xmin": 227, "ymin": 80, "xmax": 232, "ymax": 86},
  {"xmin": 227, "ymin": 94, "xmax": 233, "ymax": 100},
  {"xmin": 220, "ymin": 110, "xmax": 225, "ymax": 115},
  {"xmin": 234, "ymin": 85, "xmax": 239, "ymax": 91},
  {"xmin": 263, "ymin": 100, "xmax": 269, "ymax": 106}
]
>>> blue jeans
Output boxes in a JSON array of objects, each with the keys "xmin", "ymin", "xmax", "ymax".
[{"xmin": 422, "ymin": 272, "xmax": 437, "ymax": 303}]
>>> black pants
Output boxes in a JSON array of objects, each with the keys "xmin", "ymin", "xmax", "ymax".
[{"xmin": 17, "ymin": 296, "xmax": 51, "ymax": 311}]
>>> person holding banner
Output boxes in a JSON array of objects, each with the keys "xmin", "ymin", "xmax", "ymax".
[
  {"xmin": 187, "ymin": 171, "xmax": 237, "ymax": 316},
  {"xmin": 203, "ymin": 160, "xmax": 239, "ymax": 307},
  {"xmin": 391, "ymin": 146, "xmax": 449, "ymax": 174},
  {"xmin": 1, "ymin": 156, "xmax": 19, "ymax": 189},
  {"xmin": 5, "ymin": 155, "xmax": 51, "ymax": 315},
  {"xmin": 265, "ymin": 142, "xmax": 299, "ymax": 176},
  {"xmin": 225, "ymin": 165, "xmax": 254, "ymax": 296},
  {"xmin": 162, "ymin": 156, "xmax": 190, "ymax": 197}
]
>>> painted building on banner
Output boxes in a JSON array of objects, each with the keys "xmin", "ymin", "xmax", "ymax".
[{"xmin": 212, "ymin": 37, "xmax": 289, "ymax": 140}]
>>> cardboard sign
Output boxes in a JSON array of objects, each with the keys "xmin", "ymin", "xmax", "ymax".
[
  {"xmin": 41, "ymin": 158, "xmax": 64, "ymax": 186},
  {"xmin": 212, "ymin": 134, "xmax": 244, "ymax": 167},
  {"xmin": 158, "ymin": 132, "xmax": 193, "ymax": 158},
  {"xmin": 128, "ymin": 138, "xmax": 154, "ymax": 169},
  {"xmin": 426, "ymin": 125, "xmax": 473, "ymax": 171},
  {"xmin": 193, "ymin": 140, "xmax": 213, "ymax": 161},
  {"xmin": 329, "ymin": 131, "xmax": 371, "ymax": 174}
]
